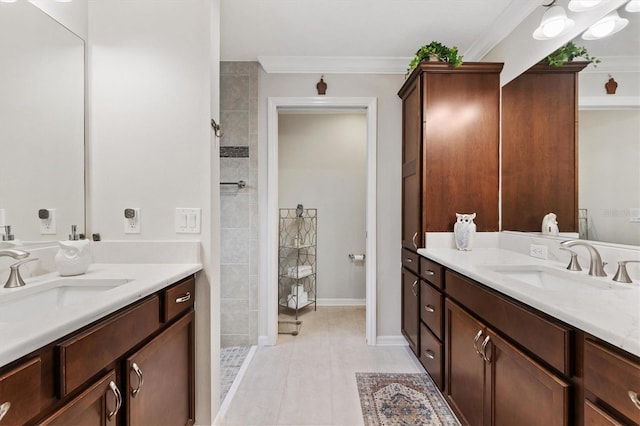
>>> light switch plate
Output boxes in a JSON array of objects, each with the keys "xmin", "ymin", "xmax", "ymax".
[{"xmin": 176, "ymin": 208, "xmax": 201, "ymax": 234}]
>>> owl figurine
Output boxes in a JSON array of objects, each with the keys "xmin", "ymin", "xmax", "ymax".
[{"xmin": 454, "ymin": 213, "xmax": 476, "ymax": 251}]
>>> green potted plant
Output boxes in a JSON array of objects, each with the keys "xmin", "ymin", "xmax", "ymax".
[
  {"xmin": 406, "ymin": 41, "xmax": 463, "ymax": 76},
  {"xmin": 544, "ymin": 41, "xmax": 600, "ymax": 67}
]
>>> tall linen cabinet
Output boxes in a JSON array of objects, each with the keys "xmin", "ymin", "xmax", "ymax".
[{"xmin": 398, "ymin": 62, "xmax": 503, "ymax": 382}]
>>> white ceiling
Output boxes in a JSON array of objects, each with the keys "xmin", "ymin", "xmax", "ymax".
[{"xmin": 220, "ymin": 0, "xmax": 639, "ymax": 71}]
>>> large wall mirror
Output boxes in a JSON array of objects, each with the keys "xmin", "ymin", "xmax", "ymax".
[
  {"xmin": 0, "ymin": 1, "xmax": 85, "ymax": 245},
  {"xmin": 502, "ymin": 5, "xmax": 639, "ymax": 247}
]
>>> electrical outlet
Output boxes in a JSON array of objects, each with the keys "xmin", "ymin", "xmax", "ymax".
[
  {"xmin": 124, "ymin": 208, "xmax": 141, "ymax": 234},
  {"xmin": 39, "ymin": 208, "xmax": 56, "ymax": 234},
  {"xmin": 530, "ymin": 244, "xmax": 548, "ymax": 259}
]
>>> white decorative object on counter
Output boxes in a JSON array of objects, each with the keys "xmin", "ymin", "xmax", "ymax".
[
  {"xmin": 55, "ymin": 240, "xmax": 92, "ymax": 276},
  {"xmin": 454, "ymin": 213, "xmax": 476, "ymax": 251},
  {"xmin": 541, "ymin": 213, "xmax": 559, "ymax": 236}
]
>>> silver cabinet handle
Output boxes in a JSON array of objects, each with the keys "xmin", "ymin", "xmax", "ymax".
[
  {"xmin": 424, "ymin": 350, "xmax": 435, "ymax": 360},
  {"xmin": 424, "ymin": 304, "xmax": 435, "ymax": 313},
  {"xmin": 107, "ymin": 381, "xmax": 122, "ymax": 421},
  {"xmin": 473, "ymin": 330, "xmax": 483, "ymax": 357},
  {"xmin": 175, "ymin": 292, "xmax": 191, "ymax": 303},
  {"xmin": 405, "ymin": 258, "xmax": 413, "ymax": 263},
  {"xmin": 412, "ymin": 232, "xmax": 418, "ymax": 249},
  {"xmin": 131, "ymin": 362, "xmax": 144, "ymax": 397},
  {"xmin": 0, "ymin": 402, "xmax": 10, "ymax": 422},
  {"xmin": 411, "ymin": 280, "xmax": 418, "ymax": 297},
  {"xmin": 423, "ymin": 270, "xmax": 435, "ymax": 276},
  {"xmin": 481, "ymin": 335, "xmax": 492, "ymax": 363},
  {"xmin": 629, "ymin": 390, "xmax": 640, "ymax": 410}
]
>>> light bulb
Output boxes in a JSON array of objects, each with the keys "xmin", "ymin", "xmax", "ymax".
[
  {"xmin": 626, "ymin": 0, "xmax": 640, "ymax": 13},
  {"xmin": 533, "ymin": 6, "xmax": 575, "ymax": 40},
  {"xmin": 582, "ymin": 10, "xmax": 628, "ymax": 39},
  {"xmin": 568, "ymin": 0, "xmax": 602, "ymax": 12}
]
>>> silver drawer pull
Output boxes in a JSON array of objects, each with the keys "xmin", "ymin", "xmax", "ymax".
[
  {"xmin": 424, "ymin": 304, "xmax": 435, "ymax": 313},
  {"xmin": 473, "ymin": 330, "xmax": 483, "ymax": 357},
  {"xmin": 175, "ymin": 292, "xmax": 191, "ymax": 303},
  {"xmin": 424, "ymin": 270, "xmax": 435, "ymax": 276},
  {"xmin": 0, "ymin": 402, "xmax": 11, "ymax": 422},
  {"xmin": 405, "ymin": 258, "xmax": 413, "ymax": 263},
  {"xmin": 481, "ymin": 335, "xmax": 492, "ymax": 363},
  {"xmin": 412, "ymin": 232, "xmax": 418, "ymax": 249},
  {"xmin": 131, "ymin": 362, "xmax": 144, "ymax": 397},
  {"xmin": 424, "ymin": 350, "xmax": 435, "ymax": 360},
  {"xmin": 107, "ymin": 381, "xmax": 122, "ymax": 421},
  {"xmin": 629, "ymin": 390, "xmax": 640, "ymax": 410},
  {"xmin": 411, "ymin": 280, "xmax": 418, "ymax": 297}
]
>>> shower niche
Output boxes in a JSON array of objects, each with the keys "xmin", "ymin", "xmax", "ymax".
[{"xmin": 278, "ymin": 207, "xmax": 317, "ymax": 319}]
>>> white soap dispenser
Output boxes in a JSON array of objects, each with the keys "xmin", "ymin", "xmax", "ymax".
[
  {"xmin": 55, "ymin": 234, "xmax": 92, "ymax": 276},
  {"xmin": 541, "ymin": 213, "xmax": 559, "ymax": 236}
]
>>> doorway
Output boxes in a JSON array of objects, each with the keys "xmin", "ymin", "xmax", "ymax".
[{"xmin": 264, "ymin": 97, "xmax": 377, "ymax": 346}]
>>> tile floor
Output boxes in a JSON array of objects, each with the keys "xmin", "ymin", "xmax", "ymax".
[
  {"xmin": 221, "ymin": 346, "xmax": 252, "ymax": 402},
  {"xmin": 218, "ymin": 306, "xmax": 423, "ymax": 425}
]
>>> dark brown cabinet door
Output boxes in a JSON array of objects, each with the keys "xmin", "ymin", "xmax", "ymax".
[
  {"xmin": 445, "ymin": 300, "xmax": 486, "ymax": 426},
  {"xmin": 39, "ymin": 370, "xmax": 120, "ymax": 426},
  {"xmin": 126, "ymin": 311, "xmax": 195, "ymax": 426},
  {"xmin": 489, "ymin": 330, "xmax": 569, "ymax": 426},
  {"xmin": 401, "ymin": 268, "xmax": 420, "ymax": 355},
  {"xmin": 401, "ymin": 76, "xmax": 422, "ymax": 250}
]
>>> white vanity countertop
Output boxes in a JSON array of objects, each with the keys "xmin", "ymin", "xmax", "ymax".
[
  {"xmin": 417, "ymin": 248, "xmax": 640, "ymax": 357},
  {"xmin": 0, "ymin": 263, "xmax": 202, "ymax": 366}
]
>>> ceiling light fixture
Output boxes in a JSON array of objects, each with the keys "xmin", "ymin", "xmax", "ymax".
[
  {"xmin": 568, "ymin": 0, "xmax": 603, "ymax": 12},
  {"xmin": 533, "ymin": 5, "xmax": 575, "ymax": 40},
  {"xmin": 582, "ymin": 10, "xmax": 629, "ymax": 39},
  {"xmin": 0, "ymin": 0, "xmax": 18, "ymax": 3},
  {"xmin": 626, "ymin": 0, "xmax": 640, "ymax": 12}
]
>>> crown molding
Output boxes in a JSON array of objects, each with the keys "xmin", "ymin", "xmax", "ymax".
[
  {"xmin": 464, "ymin": 0, "xmax": 547, "ymax": 61},
  {"xmin": 258, "ymin": 56, "xmax": 410, "ymax": 74},
  {"xmin": 579, "ymin": 95, "xmax": 640, "ymax": 109},
  {"xmin": 580, "ymin": 56, "xmax": 640, "ymax": 74}
]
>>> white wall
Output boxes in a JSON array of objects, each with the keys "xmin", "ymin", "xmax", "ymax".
[
  {"xmin": 279, "ymin": 112, "xmax": 367, "ymax": 301},
  {"xmin": 579, "ymin": 109, "xmax": 640, "ymax": 246},
  {"xmin": 88, "ymin": 1, "xmax": 217, "ymax": 423},
  {"xmin": 30, "ymin": 0, "xmax": 88, "ymax": 40},
  {"xmin": 259, "ymin": 73, "xmax": 404, "ymax": 339}
]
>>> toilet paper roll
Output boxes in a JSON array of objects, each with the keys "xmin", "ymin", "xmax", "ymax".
[{"xmin": 350, "ymin": 254, "xmax": 365, "ymax": 262}]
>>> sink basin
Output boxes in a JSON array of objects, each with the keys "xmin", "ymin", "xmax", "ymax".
[
  {"xmin": 482, "ymin": 265, "xmax": 629, "ymax": 292},
  {"xmin": 0, "ymin": 278, "xmax": 130, "ymax": 324}
]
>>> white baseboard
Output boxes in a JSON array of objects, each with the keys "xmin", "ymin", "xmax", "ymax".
[
  {"xmin": 258, "ymin": 335, "xmax": 276, "ymax": 347},
  {"xmin": 376, "ymin": 335, "xmax": 409, "ymax": 346},
  {"xmin": 315, "ymin": 298, "xmax": 366, "ymax": 306}
]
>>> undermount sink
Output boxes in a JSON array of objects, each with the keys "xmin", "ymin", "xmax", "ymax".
[
  {"xmin": 481, "ymin": 264, "xmax": 629, "ymax": 292},
  {"xmin": 0, "ymin": 278, "xmax": 131, "ymax": 324}
]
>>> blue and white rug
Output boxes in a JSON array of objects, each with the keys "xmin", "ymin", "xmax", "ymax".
[{"xmin": 356, "ymin": 373, "xmax": 460, "ymax": 426}]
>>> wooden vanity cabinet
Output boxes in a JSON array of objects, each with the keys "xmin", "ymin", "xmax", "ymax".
[
  {"xmin": 401, "ymin": 267, "xmax": 420, "ymax": 355},
  {"xmin": 0, "ymin": 274, "xmax": 196, "ymax": 426},
  {"xmin": 445, "ymin": 299, "xmax": 570, "ymax": 426}
]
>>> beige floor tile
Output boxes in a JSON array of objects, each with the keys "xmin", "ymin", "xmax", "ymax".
[{"xmin": 221, "ymin": 306, "xmax": 420, "ymax": 426}]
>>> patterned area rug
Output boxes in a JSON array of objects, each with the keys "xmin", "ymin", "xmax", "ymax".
[{"xmin": 356, "ymin": 373, "xmax": 460, "ymax": 426}]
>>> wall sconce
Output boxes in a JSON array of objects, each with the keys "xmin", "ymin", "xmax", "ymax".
[
  {"xmin": 568, "ymin": 0, "xmax": 603, "ymax": 12},
  {"xmin": 582, "ymin": 10, "xmax": 628, "ymax": 39},
  {"xmin": 533, "ymin": 4, "xmax": 575, "ymax": 40},
  {"xmin": 626, "ymin": 0, "xmax": 640, "ymax": 12}
]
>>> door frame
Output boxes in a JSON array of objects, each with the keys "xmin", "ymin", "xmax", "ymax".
[{"xmin": 264, "ymin": 96, "xmax": 377, "ymax": 345}]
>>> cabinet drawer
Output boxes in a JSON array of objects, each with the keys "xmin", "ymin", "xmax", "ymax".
[
  {"xmin": 402, "ymin": 249, "xmax": 419, "ymax": 274},
  {"xmin": 58, "ymin": 296, "xmax": 160, "ymax": 397},
  {"xmin": 163, "ymin": 275, "xmax": 195, "ymax": 322},
  {"xmin": 420, "ymin": 323, "xmax": 443, "ymax": 390},
  {"xmin": 584, "ymin": 400, "xmax": 624, "ymax": 426},
  {"xmin": 584, "ymin": 338, "xmax": 640, "ymax": 424},
  {"xmin": 446, "ymin": 270, "xmax": 571, "ymax": 376},
  {"xmin": 420, "ymin": 257, "xmax": 443, "ymax": 289},
  {"xmin": 420, "ymin": 282, "xmax": 443, "ymax": 340},
  {"xmin": 0, "ymin": 357, "xmax": 41, "ymax": 425}
]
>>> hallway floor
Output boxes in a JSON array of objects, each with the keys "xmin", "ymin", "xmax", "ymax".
[{"xmin": 218, "ymin": 306, "xmax": 423, "ymax": 425}]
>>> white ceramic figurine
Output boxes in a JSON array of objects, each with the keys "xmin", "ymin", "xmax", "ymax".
[{"xmin": 454, "ymin": 213, "xmax": 476, "ymax": 251}]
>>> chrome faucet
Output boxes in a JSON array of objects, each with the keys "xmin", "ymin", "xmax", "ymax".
[
  {"xmin": 0, "ymin": 249, "xmax": 31, "ymax": 288},
  {"xmin": 560, "ymin": 240, "xmax": 607, "ymax": 277}
]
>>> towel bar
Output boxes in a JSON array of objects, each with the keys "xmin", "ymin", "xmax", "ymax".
[{"xmin": 220, "ymin": 180, "xmax": 246, "ymax": 189}]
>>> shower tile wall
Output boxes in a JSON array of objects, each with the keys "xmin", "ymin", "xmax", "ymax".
[{"xmin": 220, "ymin": 62, "xmax": 259, "ymax": 347}]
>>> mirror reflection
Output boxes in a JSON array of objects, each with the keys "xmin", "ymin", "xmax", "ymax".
[{"xmin": 0, "ymin": 1, "xmax": 85, "ymax": 244}]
